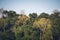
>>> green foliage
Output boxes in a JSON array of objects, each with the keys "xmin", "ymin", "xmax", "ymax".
[
  {"xmin": 14, "ymin": 25, "xmax": 40, "ymax": 40},
  {"xmin": 38, "ymin": 12, "xmax": 49, "ymax": 18},
  {"xmin": 50, "ymin": 10, "xmax": 60, "ymax": 40},
  {"xmin": 0, "ymin": 30, "xmax": 15, "ymax": 40},
  {"xmin": 0, "ymin": 9, "xmax": 60, "ymax": 40},
  {"xmin": 29, "ymin": 13, "xmax": 37, "ymax": 19},
  {"xmin": 33, "ymin": 18, "xmax": 52, "ymax": 40}
]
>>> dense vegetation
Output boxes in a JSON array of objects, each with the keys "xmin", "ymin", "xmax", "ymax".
[{"xmin": 0, "ymin": 10, "xmax": 60, "ymax": 40}]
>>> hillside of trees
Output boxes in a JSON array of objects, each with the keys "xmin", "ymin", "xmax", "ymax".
[{"xmin": 0, "ymin": 9, "xmax": 60, "ymax": 40}]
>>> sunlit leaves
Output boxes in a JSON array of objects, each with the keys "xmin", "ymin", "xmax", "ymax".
[
  {"xmin": 33, "ymin": 18, "xmax": 52, "ymax": 40},
  {"xmin": 33, "ymin": 18, "xmax": 52, "ymax": 32}
]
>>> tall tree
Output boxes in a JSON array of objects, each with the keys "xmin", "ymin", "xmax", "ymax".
[
  {"xmin": 50, "ymin": 10, "xmax": 60, "ymax": 40},
  {"xmin": 33, "ymin": 18, "xmax": 52, "ymax": 40}
]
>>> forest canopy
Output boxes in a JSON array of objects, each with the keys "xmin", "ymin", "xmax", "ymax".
[{"xmin": 0, "ymin": 9, "xmax": 60, "ymax": 40}]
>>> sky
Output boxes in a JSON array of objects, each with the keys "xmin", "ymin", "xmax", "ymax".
[{"xmin": 0, "ymin": 0, "xmax": 60, "ymax": 15}]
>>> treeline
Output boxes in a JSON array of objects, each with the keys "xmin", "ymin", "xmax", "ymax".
[{"xmin": 0, "ymin": 10, "xmax": 60, "ymax": 40}]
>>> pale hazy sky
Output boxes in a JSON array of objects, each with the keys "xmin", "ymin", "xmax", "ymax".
[{"xmin": 0, "ymin": 0, "xmax": 60, "ymax": 15}]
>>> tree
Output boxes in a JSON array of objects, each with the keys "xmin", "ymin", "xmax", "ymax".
[
  {"xmin": 3, "ymin": 10, "xmax": 8, "ymax": 18},
  {"xmin": 33, "ymin": 18, "xmax": 52, "ymax": 40},
  {"xmin": 14, "ymin": 14, "xmax": 29, "ymax": 27},
  {"xmin": 29, "ymin": 13, "xmax": 37, "ymax": 19},
  {"xmin": 0, "ymin": 18, "xmax": 8, "ymax": 32},
  {"xmin": 0, "ymin": 30, "xmax": 15, "ymax": 40},
  {"xmin": 29, "ymin": 13, "xmax": 37, "ymax": 25},
  {"xmin": 50, "ymin": 10, "xmax": 60, "ymax": 40},
  {"xmin": 3, "ymin": 10, "xmax": 17, "ymax": 18},
  {"xmin": 8, "ymin": 11, "xmax": 16, "ymax": 18},
  {"xmin": 13, "ymin": 24, "xmax": 40, "ymax": 40},
  {"xmin": 38, "ymin": 12, "xmax": 49, "ymax": 18}
]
